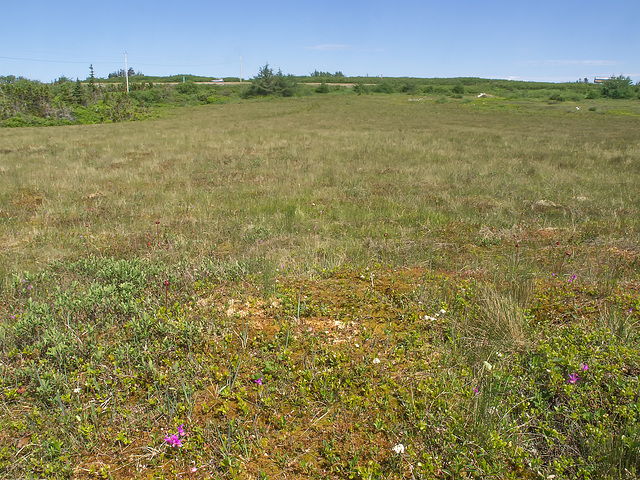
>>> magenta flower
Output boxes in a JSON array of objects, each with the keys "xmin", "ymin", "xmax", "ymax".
[
  {"xmin": 164, "ymin": 424, "xmax": 186, "ymax": 448},
  {"xmin": 473, "ymin": 387, "xmax": 479, "ymax": 395},
  {"xmin": 568, "ymin": 373, "xmax": 579, "ymax": 384},
  {"xmin": 164, "ymin": 434, "xmax": 182, "ymax": 447},
  {"xmin": 580, "ymin": 363, "xmax": 588, "ymax": 372},
  {"xmin": 254, "ymin": 377, "xmax": 263, "ymax": 386}
]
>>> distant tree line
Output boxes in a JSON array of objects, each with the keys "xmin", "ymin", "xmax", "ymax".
[
  {"xmin": 0, "ymin": 66, "xmax": 247, "ymax": 126},
  {"xmin": 1, "ymin": 67, "xmax": 638, "ymax": 127},
  {"xmin": 309, "ymin": 70, "xmax": 344, "ymax": 78},
  {"xmin": 108, "ymin": 68, "xmax": 143, "ymax": 78},
  {"xmin": 0, "ymin": 73, "xmax": 148, "ymax": 126}
]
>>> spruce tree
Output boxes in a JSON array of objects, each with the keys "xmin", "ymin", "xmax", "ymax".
[
  {"xmin": 89, "ymin": 64, "xmax": 96, "ymax": 92},
  {"xmin": 72, "ymin": 78, "xmax": 85, "ymax": 105}
]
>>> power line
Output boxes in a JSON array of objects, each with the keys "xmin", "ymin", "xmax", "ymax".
[
  {"xmin": 133, "ymin": 61, "xmax": 237, "ymax": 67},
  {"xmin": 0, "ymin": 55, "xmax": 118, "ymax": 65},
  {"xmin": 1, "ymin": 55, "xmax": 237, "ymax": 69}
]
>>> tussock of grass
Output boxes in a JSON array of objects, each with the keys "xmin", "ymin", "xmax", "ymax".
[{"xmin": 1, "ymin": 95, "xmax": 639, "ymax": 479}]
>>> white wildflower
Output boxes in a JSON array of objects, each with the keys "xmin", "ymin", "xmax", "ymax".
[
  {"xmin": 372, "ymin": 357, "xmax": 381, "ymax": 364},
  {"xmin": 392, "ymin": 443, "xmax": 405, "ymax": 454}
]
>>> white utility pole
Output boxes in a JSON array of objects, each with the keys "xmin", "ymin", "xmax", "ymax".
[
  {"xmin": 124, "ymin": 51, "xmax": 130, "ymax": 93},
  {"xmin": 240, "ymin": 55, "xmax": 242, "ymax": 82}
]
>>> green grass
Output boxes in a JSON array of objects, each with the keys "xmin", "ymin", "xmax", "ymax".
[{"xmin": 0, "ymin": 95, "xmax": 639, "ymax": 479}]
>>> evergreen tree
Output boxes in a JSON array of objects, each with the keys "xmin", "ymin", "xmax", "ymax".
[
  {"xmin": 72, "ymin": 78, "xmax": 85, "ymax": 105},
  {"xmin": 316, "ymin": 82, "xmax": 330, "ymax": 94},
  {"xmin": 244, "ymin": 63, "xmax": 296, "ymax": 97},
  {"xmin": 89, "ymin": 64, "xmax": 96, "ymax": 92},
  {"xmin": 600, "ymin": 75, "xmax": 633, "ymax": 99}
]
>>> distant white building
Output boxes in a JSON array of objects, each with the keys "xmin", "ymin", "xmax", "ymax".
[{"xmin": 594, "ymin": 77, "xmax": 614, "ymax": 84}]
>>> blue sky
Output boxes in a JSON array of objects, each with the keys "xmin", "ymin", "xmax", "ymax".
[{"xmin": 2, "ymin": 0, "xmax": 638, "ymax": 83}]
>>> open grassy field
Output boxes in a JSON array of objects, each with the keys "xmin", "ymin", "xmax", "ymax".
[{"xmin": 1, "ymin": 94, "xmax": 639, "ymax": 478}]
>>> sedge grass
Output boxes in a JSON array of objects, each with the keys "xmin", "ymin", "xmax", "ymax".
[{"xmin": 1, "ymin": 95, "xmax": 639, "ymax": 281}]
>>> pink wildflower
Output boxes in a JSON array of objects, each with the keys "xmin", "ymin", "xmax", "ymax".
[{"xmin": 165, "ymin": 434, "xmax": 182, "ymax": 447}]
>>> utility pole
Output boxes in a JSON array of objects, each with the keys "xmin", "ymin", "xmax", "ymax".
[
  {"xmin": 240, "ymin": 55, "xmax": 242, "ymax": 82},
  {"xmin": 124, "ymin": 51, "xmax": 130, "ymax": 93}
]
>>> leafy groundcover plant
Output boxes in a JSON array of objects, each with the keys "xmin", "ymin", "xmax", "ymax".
[{"xmin": 0, "ymin": 259, "xmax": 638, "ymax": 478}]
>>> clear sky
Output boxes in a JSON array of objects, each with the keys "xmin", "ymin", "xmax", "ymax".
[{"xmin": 2, "ymin": 0, "xmax": 639, "ymax": 83}]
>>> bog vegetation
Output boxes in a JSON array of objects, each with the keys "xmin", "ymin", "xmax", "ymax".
[
  {"xmin": 0, "ymin": 77, "xmax": 639, "ymax": 479},
  {"xmin": 1, "ymin": 65, "xmax": 638, "ymax": 127}
]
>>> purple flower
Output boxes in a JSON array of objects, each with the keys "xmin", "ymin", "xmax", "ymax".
[
  {"xmin": 473, "ymin": 387, "xmax": 479, "ymax": 395},
  {"xmin": 568, "ymin": 373, "xmax": 579, "ymax": 384},
  {"xmin": 164, "ymin": 424, "xmax": 186, "ymax": 448},
  {"xmin": 165, "ymin": 434, "xmax": 182, "ymax": 447},
  {"xmin": 580, "ymin": 363, "xmax": 588, "ymax": 372},
  {"xmin": 254, "ymin": 377, "xmax": 263, "ymax": 386}
]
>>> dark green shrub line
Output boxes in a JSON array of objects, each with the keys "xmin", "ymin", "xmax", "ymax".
[{"xmin": 2, "ymin": 72, "xmax": 638, "ymax": 127}]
